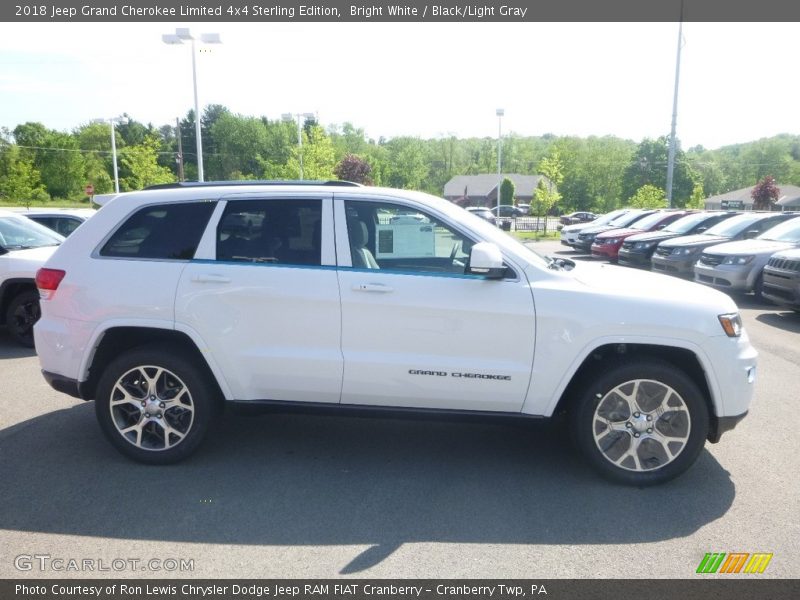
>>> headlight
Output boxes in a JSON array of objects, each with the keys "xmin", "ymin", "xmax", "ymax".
[
  {"xmin": 634, "ymin": 241, "xmax": 654, "ymax": 250},
  {"xmin": 673, "ymin": 247, "xmax": 698, "ymax": 256},
  {"xmin": 604, "ymin": 238, "xmax": 619, "ymax": 245},
  {"xmin": 722, "ymin": 255, "xmax": 754, "ymax": 265},
  {"xmin": 718, "ymin": 313, "xmax": 742, "ymax": 337}
]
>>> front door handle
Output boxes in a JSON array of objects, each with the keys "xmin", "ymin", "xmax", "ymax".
[
  {"xmin": 353, "ymin": 283, "xmax": 393, "ymax": 293},
  {"xmin": 192, "ymin": 274, "xmax": 231, "ymax": 284}
]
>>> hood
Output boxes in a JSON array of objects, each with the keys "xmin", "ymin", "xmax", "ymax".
[
  {"xmin": 595, "ymin": 227, "xmax": 641, "ymax": 240},
  {"xmin": 659, "ymin": 233, "xmax": 728, "ymax": 248},
  {"xmin": 625, "ymin": 230, "xmax": 680, "ymax": 243},
  {"xmin": 701, "ymin": 239, "xmax": 796, "ymax": 257},
  {"xmin": 579, "ymin": 223, "xmax": 619, "ymax": 236},
  {"xmin": 1, "ymin": 245, "xmax": 59, "ymax": 277},
  {"xmin": 571, "ymin": 261, "xmax": 737, "ymax": 312},
  {"xmin": 561, "ymin": 222, "xmax": 592, "ymax": 233}
]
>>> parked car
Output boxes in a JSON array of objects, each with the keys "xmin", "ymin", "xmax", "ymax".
[
  {"xmin": 466, "ymin": 206, "xmax": 497, "ymax": 224},
  {"xmin": 492, "ymin": 205, "xmax": 528, "ymax": 218},
  {"xmin": 651, "ymin": 212, "xmax": 798, "ymax": 279},
  {"xmin": 761, "ymin": 248, "xmax": 800, "ymax": 311},
  {"xmin": 574, "ymin": 209, "xmax": 658, "ymax": 252},
  {"xmin": 0, "ymin": 210, "xmax": 64, "ymax": 346},
  {"xmin": 617, "ymin": 211, "xmax": 738, "ymax": 269},
  {"xmin": 560, "ymin": 209, "xmax": 629, "ymax": 247},
  {"xmin": 591, "ymin": 211, "xmax": 690, "ymax": 261},
  {"xmin": 560, "ymin": 211, "xmax": 598, "ymax": 226},
  {"xmin": 35, "ymin": 181, "xmax": 756, "ymax": 485},
  {"xmin": 20, "ymin": 208, "xmax": 96, "ymax": 237},
  {"xmin": 694, "ymin": 216, "xmax": 800, "ymax": 299}
]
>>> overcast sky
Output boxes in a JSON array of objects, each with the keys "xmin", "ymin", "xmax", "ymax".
[{"xmin": 1, "ymin": 21, "xmax": 797, "ymax": 149}]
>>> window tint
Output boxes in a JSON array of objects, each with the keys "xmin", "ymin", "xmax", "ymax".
[
  {"xmin": 101, "ymin": 202, "xmax": 215, "ymax": 259},
  {"xmin": 216, "ymin": 199, "xmax": 322, "ymax": 266},
  {"xmin": 344, "ymin": 201, "xmax": 475, "ymax": 275}
]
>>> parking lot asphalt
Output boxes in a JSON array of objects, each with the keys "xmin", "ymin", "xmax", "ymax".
[{"xmin": 0, "ymin": 246, "xmax": 798, "ymax": 579}]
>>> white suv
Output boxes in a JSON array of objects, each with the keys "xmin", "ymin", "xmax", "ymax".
[
  {"xmin": 0, "ymin": 210, "xmax": 64, "ymax": 346},
  {"xmin": 35, "ymin": 182, "xmax": 757, "ymax": 485}
]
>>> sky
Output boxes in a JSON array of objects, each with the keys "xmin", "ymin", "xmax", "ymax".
[{"xmin": 1, "ymin": 21, "xmax": 798, "ymax": 149}]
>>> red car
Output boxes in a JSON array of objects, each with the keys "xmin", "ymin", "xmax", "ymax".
[{"xmin": 591, "ymin": 210, "xmax": 691, "ymax": 261}]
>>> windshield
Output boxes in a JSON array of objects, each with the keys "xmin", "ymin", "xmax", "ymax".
[
  {"xmin": 758, "ymin": 217, "xmax": 800, "ymax": 242},
  {"xmin": 591, "ymin": 210, "xmax": 627, "ymax": 226},
  {"xmin": 0, "ymin": 215, "xmax": 64, "ymax": 249},
  {"xmin": 610, "ymin": 210, "xmax": 650, "ymax": 228},
  {"xmin": 663, "ymin": 212, "xmax": 712, "ymax": 234},
  {"xmin": 630, "ymin": 211, "xmax": 668, "ymax": 230},
  {"xmin": 703, "ymin": 214, "xmax": 764, "ymax": 237}
]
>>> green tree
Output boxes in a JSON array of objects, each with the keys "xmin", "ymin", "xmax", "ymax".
[
  {"xmin": 686, "ymin": 182, "xmax": 706, "ymax": 209},
  {"xmin": 0, "ymin": 144, "xmax": 49, "ymax": 205},
  {"xmin": 622, "ymin": 137, "xmax": 695, "ymax": 206},
  {"xmin": 384, "ymin": 137, "xmax": 428, "ymax": 190},
  {"xmin": 499, "ymin": 177, "xmax": 515, "ymax": 206},
  {"xmin": 534, "ymin": 148, "xmax": 564, "ymax": 216},
  {"xmin": 13, "ymin": 122, "xmax": 85, "ymax": 198},
  {"xmin": 629, "ymin": 184, "xmax": 666, "ymax": 208},
  {"xmin": 118, "ymin": 135, "xmax": 175, "ymax": 191}
]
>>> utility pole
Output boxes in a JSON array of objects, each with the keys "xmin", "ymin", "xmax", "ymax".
[
  {"xmin": 666, "ymin": 0, "xmax": 685, "ymax": 208},
  {"xmin": 175, "ymin": 118, "xmax": 185, "ymax": 182}
]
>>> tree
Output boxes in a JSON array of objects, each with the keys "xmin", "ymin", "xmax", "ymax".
[
  {"xmin": 621, "ymin": 137, "xmax": 695, "ymax": 206},
  {"xmin": 334, "ymin": 153, "xmax": 372, "ymax": 184},
  {"xmin": 13, "ymin": 122, "xmax": 84, "ymax": 198},
  {"xmin": 629, "ymin": 184, "xmax": 666, "ymax": 208},
  {"xmin": 686, "ymin": 182, "xmax": 706, "ymax": 209},
  {"xmin": 534, "ymin": 148, "xmax": 564, "ymax": 216},
  {"xmin": 499, "ymin": 177, "xmax": 515, "ymax": 206},
  {"xmin": 751, "ymin": 175, "xmax": 780, "ymax": 210},
  {"xmin": 0, "ymin": 144, "xmax": 49, "ymax": 205},
  {"xmin": 118, "ymin": 135, "xmax": 175, "ymax": 191}
]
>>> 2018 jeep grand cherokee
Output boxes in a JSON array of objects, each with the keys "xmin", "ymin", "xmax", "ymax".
[{"xmin": 34, "ymin": 182, "xmax": 757, "ymax": 486}]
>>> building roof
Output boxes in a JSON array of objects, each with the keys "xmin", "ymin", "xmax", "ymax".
[
  {"xmin": 443, "ymin": 174, "xmax": 549, "ymax": 199},
  {"xmin": 705, "ymin": 183, "xmax": 800, "ymax": 207}
]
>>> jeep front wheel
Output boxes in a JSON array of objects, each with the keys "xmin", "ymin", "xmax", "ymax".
[
  {"xmin": 571, "ymin": 359, "xmax": 709, "ymax": 486},
  {"xmin": 95, "ymin": 346, "xmax": 215, "ymax": 464}
]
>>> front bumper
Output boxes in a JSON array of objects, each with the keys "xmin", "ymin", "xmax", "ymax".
[
  {"xmin": 617, "ymin": 247, "xmax": 653, "ymax": 268},
  {"xmin": 591, "ymin": 243, "xmax": 621, "ymax": 260},
  {"xmin": 762, "ymin": 271, "xmax": 800, "ymax": 309},
  {"xmin": 651, "ymin": 254, "xmax": 696, "ymax": 278},
  {"xmin": 694, "ymin": 263, "xmax": 751, "ymax": 293}
]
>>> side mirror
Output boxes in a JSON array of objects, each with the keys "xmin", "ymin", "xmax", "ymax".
[
  {"xmin": 744, "ymin": 229, "xmax": 759, "ymax": 239},
  {"xmin": 468, "ymin": 242, "xmax": 506, "ymax": 279},
  {"xmin": 696, "ymin": 227, "xmax": 708, "ymax": 233}
]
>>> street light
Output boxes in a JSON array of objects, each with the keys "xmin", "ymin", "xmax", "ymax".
[
  {"xmin": 282, "ymin": 112, "xmax": 316, "ymax": 180},
  {"xmin": 496, "ymin": 108, "xmax": 504, "ymax": 214},
  {"xmin": 92, "ymin": 116, "xmax": 126, "ymax": 193},
  {"xmin": 162, "ymin": 28, "xmax": 221, "ymax": 182}
]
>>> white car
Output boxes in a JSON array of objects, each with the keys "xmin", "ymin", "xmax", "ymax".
[
  {"xmin": 560, "ymin": 209, "xmax": 628, "ymax": 247},
  {"xmin": 20, "ymin": 208, "xmax": 96, "ymax": 237},
  {"xmin": 34, "ymin": 182, "xmax": 756, "ymax": 485},
  {"xmin": 0, "ymin": 210, "xmax": 64, "ymax": 346}
]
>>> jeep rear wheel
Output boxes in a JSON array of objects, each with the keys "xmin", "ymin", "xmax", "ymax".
[
  {"xmin": 6, "ymin": 289, "xmax": 40, "ymax": 348},
  {"xmin": 95, "ymin": 346, "xmax": 216, "ymax": 464},
  {"xmin": 571, "ymin": 359, "xmax": 709, "ymax": 486}
]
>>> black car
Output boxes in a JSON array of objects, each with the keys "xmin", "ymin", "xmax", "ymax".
[
  {"xmin": 617, "ymin": 211, "xmax": 738, "ymax": 268},
  {"xmin": 466, "ymin": 207, "xmax": 497, "ymax": 224},
  {"xmin": 491, "ymin": 205, "xmax": 529, "ymax": 218},
  {"xmin": 560, "ymin": 211, "xmax": 598, "ymax": 226}
]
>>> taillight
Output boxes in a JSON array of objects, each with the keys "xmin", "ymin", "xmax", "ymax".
[{"xmin": 35, "ymin": 268, "xmax": 66, "ymax": 300}]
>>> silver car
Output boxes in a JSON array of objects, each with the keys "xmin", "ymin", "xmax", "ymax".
[{"xmin": 694, "ymin": 216, "xmax": 800, "ymax": 299}]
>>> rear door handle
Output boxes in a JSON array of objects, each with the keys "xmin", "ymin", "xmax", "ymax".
[
  {"xmin": 353, "ymin": 283, "xmax": 393, "ymax": 293},
  {"xmin": 192, "ymin": 274, "xmax": 231, "ymax": 284}
]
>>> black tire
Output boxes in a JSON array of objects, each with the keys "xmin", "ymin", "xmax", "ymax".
[
  {"xmin": 570, "ymin": 358, "xmax": 709, "ymax": 486},
  {"xmin": 95, "ymin": 344, "xmax": 217, "ymax": 464},
  {"xmin": 6, "ymin": 289, "xmax": 40, "ymax": 348},
  {"xmin": 753, "ymin": 272, "xmax": 764, "ymax": 302}
]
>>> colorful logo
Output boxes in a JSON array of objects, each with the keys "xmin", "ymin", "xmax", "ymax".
[{"xmin": 696, "ymin": 552, "xmax": 773, "ymax": 574}]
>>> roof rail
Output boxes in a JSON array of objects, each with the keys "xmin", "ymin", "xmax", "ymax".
[{"xmin": 143, "ymin": 180, "xmax": 362, "ymax": 191}]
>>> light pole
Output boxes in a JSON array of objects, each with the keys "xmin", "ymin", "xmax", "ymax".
[
  {"xmin": 666, "ymin": 0, "xmax": 684, "ymax": 207},
  {"xmin": 162, "ymin": 28, "xmax": 221, "ymax": 182},
  {"xmin": 282, "ymin": 112, "xmax": 315, "ymax": 180},
  {"xmin": 92, "ymin": 116, "xmax": 125, "ymax": 193},
  {"xmin": 496, "ymin": 108, "xmax": 504, "ymax": 214}
]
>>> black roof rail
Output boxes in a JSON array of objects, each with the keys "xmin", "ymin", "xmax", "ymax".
[{"xmin": 143, "ymin": 180, "xmax": 362, "ymax": 191}]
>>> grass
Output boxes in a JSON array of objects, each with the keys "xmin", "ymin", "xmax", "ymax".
[
  {"xmin": 1, "ymin": 199, "xmax": 96, "ymax": 209},
  {"xmin": 510, "ymin": 230, "xmax": 560, "ymax": 241}
]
